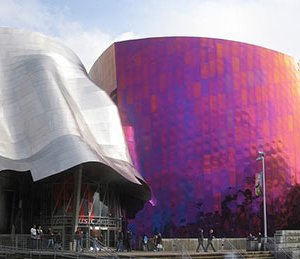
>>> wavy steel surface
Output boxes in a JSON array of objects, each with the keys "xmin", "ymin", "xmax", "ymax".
[
  {"xmin": 90, "ymin": 37, "xmax": 300, "ymax": 237},
  {"xmin": 0, "ymin": 28, "xmax": 147, "ymax": 192}
]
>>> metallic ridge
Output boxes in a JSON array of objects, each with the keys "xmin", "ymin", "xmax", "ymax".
[{"xmin": 0, "ymin": 28, "xmax": 146, "ymax": 189}]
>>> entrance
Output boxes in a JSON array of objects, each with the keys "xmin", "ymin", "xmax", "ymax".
[{"xmin": 78, "ymin": 216, "xmax": 121, "ymax": 248}]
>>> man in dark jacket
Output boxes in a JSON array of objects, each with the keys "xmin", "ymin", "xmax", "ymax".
[
  {"xmin": 196, "ymin": 228, "xmax": 205, "ymax": 252},
  {"xmin": 126, "ymin": 230, "xmax": 132, "ymax": 251},
  {"xmin": 205, "ymin": 229, "xmax": 216, "ymax": 252}
]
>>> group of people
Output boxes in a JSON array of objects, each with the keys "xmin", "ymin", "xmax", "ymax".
[
  {"xmin": 196, "ymin": 228, "xmax": 216, "ymax": 252},
  {"xmin": 30, "ymin": 224, "xmax": 62, "ymax": 250},
  {"xmin": 141, "ymin": 232, "xmax": 163, "ymax": 252},
  {"xmin": 247, "ymin": 232, "xmax": 264, "ymax": 251},
  {"xmin": 28, "ymin": 225, "xmax": 224, "ymax": 254},
  {"xmin": 116, "ymin": 229, "xmax": 133, "ymax": 252}
]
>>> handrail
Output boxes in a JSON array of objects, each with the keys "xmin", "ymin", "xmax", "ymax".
[
  {"xmin": 178, "ymin": 241, "xmax": 192, "ymax": 259},
  {"xmin": 266, "ymin": 237, "xmax": 294, "ymax": 259},
  {"xmin": 88, "ymin": 236, "xmax": 119, "ymax": 259},
  {"xmin": 0, "ymin": 242, "xmax": 120, "ymax": 259},
  {"xmin": 224, "ymin": 239, "xmax": 245, "ymax": 259},
  {"xmin": 0, "ymin": 244, "xmax": 81, "ymax": 259}
]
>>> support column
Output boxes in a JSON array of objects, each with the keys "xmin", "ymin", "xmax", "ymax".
[{"xmin": 73, "ymin": 165, "xmax": 82, "ymax": 235}]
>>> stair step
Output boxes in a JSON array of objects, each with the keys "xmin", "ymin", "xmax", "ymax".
[{"xmin": 190, "ymin": 251, "xmax": 274, "ymax": 259}]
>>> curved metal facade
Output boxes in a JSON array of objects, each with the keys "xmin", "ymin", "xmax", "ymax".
[
  {"xmin": 90, "ymin": 37, "xmax": 300, "ymax": 237},
  {"xmin": 0, "ymin": 28, "xmax": 150, "ymax": 203}
]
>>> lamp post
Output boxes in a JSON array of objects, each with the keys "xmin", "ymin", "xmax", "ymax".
[{"xmin": 256, "ymin": 151, "xmax": 267, "ymax": 241}]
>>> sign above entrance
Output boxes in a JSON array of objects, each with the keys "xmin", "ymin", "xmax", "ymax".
[{"xmin": 78, "ymin": 216, "xmax": 121, "ymax": 228}]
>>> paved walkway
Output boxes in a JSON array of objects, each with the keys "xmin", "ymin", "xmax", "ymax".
[{"xmin": 96, "ymin": 249, "xmax": 243, "ymax": 258}]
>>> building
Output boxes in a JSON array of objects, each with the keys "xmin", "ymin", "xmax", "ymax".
[
  {"xmin": 0, "ymin": 28, "xmax": 150, "ymax": 247},
  {"xmin": 89, "ymin": 37, "xmax": 300, "ymax": 237}
]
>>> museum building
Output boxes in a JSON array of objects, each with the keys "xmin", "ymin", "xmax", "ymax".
[
  {"xmin": 0, "ymin": 28, "xmax": 150, "ymax": 247},
  {"xmin": 90, "ymin": 37, "xmax": 300, "ymax": 237}
]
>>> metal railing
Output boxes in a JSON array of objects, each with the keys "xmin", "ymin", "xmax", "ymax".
[
  {"xmin": 0, "ymin": 234, "xmax": 73, "ymax": 251},
  {"xmin": 266, "ymin": 237, "xmax": 299, "ymax": 259},
  {"xmin": 171, "ymin": 241, "xmax": 192, "ymax": 259},
  {"xmin": 87, "ymin": 236, "xmax": 119, "ymax": 259},
  {"xmin": 0, "ymin": 234, "xmax": 120, "ymax": 259},
  {"xmin": 223, "ymin": 239, "xmax": 245, "ymax": 259}
]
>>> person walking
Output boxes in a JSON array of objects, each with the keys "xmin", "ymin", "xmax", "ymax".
[
  {"xmin": 196, "ymin": 228, "xmax": 205, "ymax": 252},
  {"xmin": 205, "ymin": 229, "xmax": 216, "ymax": 252}
]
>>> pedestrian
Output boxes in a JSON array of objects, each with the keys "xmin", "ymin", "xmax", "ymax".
[
  {"xmin": 142, "ymin": 233, "xmax": 148, "ymax": 251},
  {"xmin": 126, "ymin": 230, "xmax": 132, "ymax": 251},
  {"xmin": 30, "ymin": 224, "xmax": 37, "ymax": 249},
  {"xmin": 90, "ymin": 226, "xmax": 98, "ymax": 252},
  {"xmin": 75, "ymin": 227, "xmax": 83, "ymax": 252},
  {"xmin": 47, "ymin": 227, "xmax": 54, "ymax": 249},
  {"xmin": 257, "ymin": 232, "xmax": 262, "ymax": 251},
  {"xmin": 156, "ymin": 233, "xmax": 163, "ymax": 251},
  {"xmin": 116, "ymin": 230, "xmax": 124, "ymax": 252},
  {"xmin": 205, "ymin": 229, "xmax": 216, "ymax": 252},
  {"xmin": 37, "ymin": 225, "xmax": 43, "ymax": 249},
  {"xmin": 54, "ymin": 232, "xmax": 62, "ymax": 250},
  {"xmin": 153, "ymin": 234, "xmax": 158, "ymax": 251},
  {"xmin": 79, "ymin": 228, "xmax": 84, "ymax": 251},
  {"xmin": 196, "ymin": 228, "xmax": 205, "ymax": 252}
]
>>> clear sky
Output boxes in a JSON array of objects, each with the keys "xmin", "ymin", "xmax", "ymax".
[{"xmin": 0, "ymin": 0, "xmax": 299, "ymax": 70}]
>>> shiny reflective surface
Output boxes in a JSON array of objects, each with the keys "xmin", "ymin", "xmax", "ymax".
[
  {"xmin": 0, "ymin": 28, "xmax": 147, "ymax": 192},
  {"xmin": 90, "ymin": 37, "xmax": 300, "ymax": 237}
]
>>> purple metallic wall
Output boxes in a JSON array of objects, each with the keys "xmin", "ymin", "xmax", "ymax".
[{"xmin": 90, "ymin": 37, "xmax": 300, "ymax": 238}]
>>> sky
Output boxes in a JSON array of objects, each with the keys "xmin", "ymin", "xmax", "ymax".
[{"xmin": 0, "ymin": 0, "xmax": 299, "ymax": 70}]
